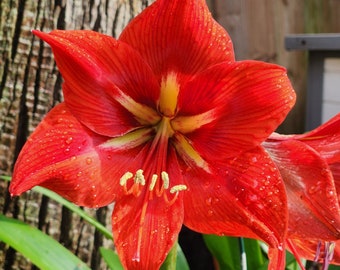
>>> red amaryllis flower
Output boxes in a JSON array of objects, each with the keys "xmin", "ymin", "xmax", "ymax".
[
  {"xmin": 264, "ymin": 114, "xmax": 340, "ymax": 266},
  {"xmin": 10, "ymin": 0, "xmax": 296, "ymax": 269}
]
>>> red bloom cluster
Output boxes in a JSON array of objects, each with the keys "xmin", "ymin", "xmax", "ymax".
[
  {"xmin": 9, "ymin": 0, "xmax": 340, "ymax": 269},
  {"xmin": 264, "ymin": 114, "xmax": 340, "ymax": 268}
]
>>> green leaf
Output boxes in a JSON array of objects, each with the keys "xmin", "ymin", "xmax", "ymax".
[
  {"xmin": 203, "ymin": 235, "xmax": 268, "ymax": 270},
  {"xmin": 243, "ymin": 238, "xmax": 266, "ymax": 269},
  {"xmin": 160, "ymin": 241, "xmax": 178, "ymax": 270},
  {"xmin": 0, "ymin": 214, "xmax": 90, "ymax": 270},
  {"xmin": 176, "ymin": 244, "xmax": 190, "ymax": 270},
  {"xmin": 99, "ymin": 247, "xmax": 124, "ymax": 270},
  {"xmin": 203, "ymin": 234, "xmax": 242, "ymax": 270},
  {"xmin": 1, "ymin": 175, "xmax": 112, "ymax": 240}
]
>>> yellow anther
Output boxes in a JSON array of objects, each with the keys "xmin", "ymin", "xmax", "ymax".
[
  {"xmin": 120, "ymin": 172, "xmax": 133, "ymax": 186},
  {"xmin": 161, "ymin": 171, "xmax": 170, "ymax": 189},
  {"xmin": 149, "ymin": 174, "xmax": 158, "ymax": 191},
  {"xmin": 135, "ymin": 169, "xmax": 146, "ymax": 185},
  {"xmin": 170, "ymin": 185, "xmax": 188, "ymax": 194}
]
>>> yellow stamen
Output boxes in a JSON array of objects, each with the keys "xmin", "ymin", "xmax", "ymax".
[
  {"xmin": 120, "ymin": 170, "xmax": 187, "ymax": 204},
  {"xmin": 149, "ymin": 174, "xmax": 158, "ymax": 191},
  {"xmin": 135, "ymin": 169, "xmax": 146, "ymax": 185},
  {"xmin": 170, "ymin": 184, "xmax": 188, "ymax": 194},
  {"xmin": 159, "ymin": 72, "xmax": 179, "ymax": 117},
  {"xmin": 161, "ymin": 171, "xmax": 170, "ymax": 189},
  {"xmin": 120, "ymin": 171, "xmax": 133, "ymax": 186}
]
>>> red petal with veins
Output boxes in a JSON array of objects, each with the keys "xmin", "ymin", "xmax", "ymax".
[
  {"xmin": 119, "ymin": 0, "xmax": 234, "ymax": 80},
  {"xmin": 183, "ymin": 147, "xmax": 287, "ymax": 257},
  {"xmin": 112, "ymin": 147, "xmax": 184, "ymax": 270},
  {"xmin": 178, "ymin": 60, "xmax": 295, "ymax": 160},
  {"xmin": 32, "ymin": 30, "xmax": 160, "ymax": 137},
  {"xmin": 10, "ymin": 103, "xmax": 132, "ymax": 207},
  {"xmin": 264, "ymin": 139, "xmax": 340, "ymax": 240},
  {"xmin": 298, "ymin": 114, "xmax": 340, "ymax": 164},
  {"xmin": 112, "ymin": 196, "xmax": 183, "ymax": 270}
]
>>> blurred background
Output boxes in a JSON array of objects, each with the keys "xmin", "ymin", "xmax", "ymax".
[{"xmin": 0, "ymin": 0, "xmax": 339, "ymax": 269}]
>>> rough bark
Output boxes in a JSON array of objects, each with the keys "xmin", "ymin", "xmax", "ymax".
[{"xmin": 0, "ymin": 1, "xmax": 152, "ymax": 268}]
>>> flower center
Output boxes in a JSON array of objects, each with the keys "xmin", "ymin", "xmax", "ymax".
[
  {"xmin": 102, "ymin": 72, "xmax": 213, "ymax": 201},
  {"xmin": 117, "ymin": 116, "xmax": 187, "ymax": 204}
]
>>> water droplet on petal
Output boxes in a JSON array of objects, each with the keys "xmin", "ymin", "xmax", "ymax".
[
  {"xmin": 65, "ymin": 137, "xmax": 73, "ymax": 145},
  {"xmin": 132, "ymin": 253, "xmax": 140, "ymax": 263},
  {"xmin": 86, "ymin": 158, "xmax": 92, "ymax": 165},
  {"xmin": 207, "ymin": 210, "xmax": 214, "ymax": 216},
  {"xmin": 205, "ymin": 197, "xmax": 212, "ymax": 206}
]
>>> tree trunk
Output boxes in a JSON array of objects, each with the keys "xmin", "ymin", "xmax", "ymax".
[{"xmin": 0, "ymin": 1, "xmax": 152, "ymax": 268}]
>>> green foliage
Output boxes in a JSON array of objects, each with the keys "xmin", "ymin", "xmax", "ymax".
[
  {"xmin": 0, "ymin": 176, "xmax": 189, "ymax": 270},
  {"xmin": 203, "ymin": 235, "xmax": 267, "ymax": 270},
  {"xmin": 0, "ymin": 214, "xmax": 90, "ymax": 270},
  {"xmin": 99, "ymin": 247, "xmax": 124, "ymax": 270}
]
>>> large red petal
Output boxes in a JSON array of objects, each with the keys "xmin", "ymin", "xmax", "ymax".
[
  {"xmin": 330, "ymin": 163, "xmax": 340, "ymax": 200},
  {"xmin": 111, "ymin": 147, "xmax": 185, "ymax": 270},
  {"xmin": 119, "ymin": 0, "xmax": 234, "ymax": 80},
  {"xmin": 264, "ymin": 139, "xmax": 340, "ymax": 240},
  {"xmin": 300, "ymin": 115, "xmax": 340, "ymax": 164},
  {"xmin": 33, "ymin": 30, "xmax": 160, "ymax": 137},
  {"xmin": 10, "ymin": 103, "xmax": 128, "ymax": 207},
  {"xmin": 177, "ymin": 60, "xmax": 295, "ymax": 160},
  {"xmin": 183, "ymin": 147, "xmax": 287, "ymax": 252},
  {"xmin": 112, "ymin": 195, "xmax": 183, "ymax": 270}
]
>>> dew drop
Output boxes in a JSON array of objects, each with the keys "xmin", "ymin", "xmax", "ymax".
[
  {"xmin": 77, "ymin": 171, "xmax": 82, "ymax": 177},
  {"xmin": 248, "ymin": 194, "xmax": 258, "ymax": 202},
  {"xmin": 259, "ymin": 186, "xmax": 265, "ymax": 191},
  {"xmin": 65, "ymin": 137, "xmax": 73, "ymax": 145},
  {"xmin": 205, "ymin": 197, "xmax": 212, "ymax": 206},
  {"xmin": 207, "ymin": 210, "xmax": 213, "ymax": 216},
  {"xmin": 132, "ymin": 252, "xmax": 140, "ymax": 263},
  {"xmin": 308, "ymin": 185, "xmax": 318, "ymax": 194},
  {"xmin": 86, "ymin": 157, "xmax": 92, "ymax": 165},
  {"xmin": 203, "ymin": 180, "xmax": 210, "ymax": 187},
  {"xmin": 327, "ymin": 190, "xmax": 335, "ymax": 198},
  {"xmin": 250, "ymin": 156, "xmax": 258, "ymax": 163}
]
